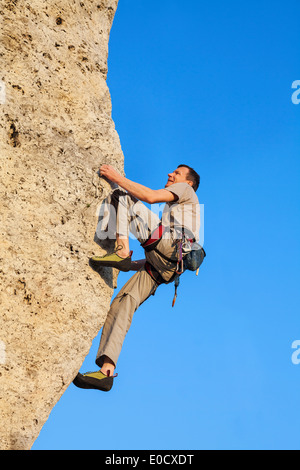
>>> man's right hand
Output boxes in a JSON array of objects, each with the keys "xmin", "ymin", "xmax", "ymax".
[{"xmin": 100, "ymin": 165, "xmax": 122, "ymax": 184}]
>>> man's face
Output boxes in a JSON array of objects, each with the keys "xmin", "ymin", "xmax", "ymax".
[{"xmin": 165, "ymin": 166, "xmax": 191, "ymax": 188}]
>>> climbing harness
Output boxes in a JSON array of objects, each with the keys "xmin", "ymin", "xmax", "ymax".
[
  {"xmin": 142, "ymin": 224, "xmax": 166, "ymax": 252},
  {"xmin": 142, "ymin": 224, "xmax": 206, "ymax": 307},
  {"xmin": 171, "ymin": 229, "xmax": 206, "ymax": 306},
  {"xmin": 171, "ymin": 242, "xmax": 206, "ymax": 307},
  {"xmin": 144, "ymin": 261, "xmax": 166, "ymax": 286}
]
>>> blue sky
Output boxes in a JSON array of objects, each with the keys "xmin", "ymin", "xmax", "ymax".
[{"xmin": 33, "ymin": 0, "xmax": 300, "ymax": 450}]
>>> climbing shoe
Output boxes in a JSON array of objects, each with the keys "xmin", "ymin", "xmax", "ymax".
[
  {"xmin": 89, "ymin": 246, "xmax": 133, "ymax": 272},
  {"xmin": 73, "ymin": 370, "xmax": 117, "ymax": 392}
]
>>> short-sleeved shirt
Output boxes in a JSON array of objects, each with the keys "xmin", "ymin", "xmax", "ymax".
[
  {"xmin": 145, "ymin": 182, "xmax": 201, "ymax": 282},
  {"xmin": 162, "ymin": 182, "xmax": 200, "ymax": 242}
]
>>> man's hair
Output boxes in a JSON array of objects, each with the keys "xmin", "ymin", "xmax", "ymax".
[{"xmin": 178, "ymin": 164, "xmax": 200, "ymax": 192}]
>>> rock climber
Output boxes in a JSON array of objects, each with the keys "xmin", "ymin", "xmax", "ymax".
[{"xmin": 73, "ymin": 163, "xmax": 204, "ymax": 392}]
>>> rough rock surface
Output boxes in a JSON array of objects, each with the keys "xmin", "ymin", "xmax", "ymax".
[{"xmin": 0, "ymin": 0, "xmax": 122, "ymax": 450}]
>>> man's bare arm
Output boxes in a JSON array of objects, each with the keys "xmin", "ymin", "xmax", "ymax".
[{"xmin": 99, "ymin": 165, "xmax": 177, "ymax": 204}]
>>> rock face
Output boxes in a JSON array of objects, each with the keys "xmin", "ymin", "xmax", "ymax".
[{"xmin": 0, "ymin": 0, "xmax": 122, "ymax": 450}]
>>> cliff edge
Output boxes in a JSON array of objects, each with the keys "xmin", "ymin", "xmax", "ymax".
[{"xmin": 0, "ymin": 0, "xmax": 122, "ymax": 450}]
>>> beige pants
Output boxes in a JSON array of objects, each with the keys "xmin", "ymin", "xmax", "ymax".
[
  {"xmin": 96, "ymin": 268, "xmax": 157, "ymax": 368},
  {"xmin": 95, "ymin": 189, "xmax": 179, "ymax": 368}
]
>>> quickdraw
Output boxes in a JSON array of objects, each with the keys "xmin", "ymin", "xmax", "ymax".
[{"xmin": 176, "ymin": 239, "xmax": 184, "ymax": 275}]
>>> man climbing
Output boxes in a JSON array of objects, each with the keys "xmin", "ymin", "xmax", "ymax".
[{"xmin": 73, "ymin": 164, "xmax": 204, "ymax": 392}]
